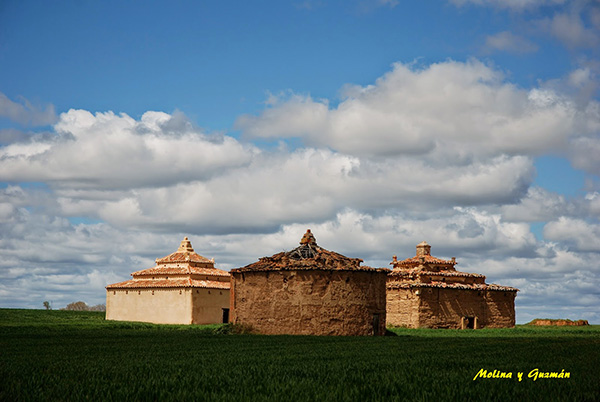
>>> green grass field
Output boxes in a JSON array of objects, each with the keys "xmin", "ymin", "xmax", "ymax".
[{"xmin": 1, "ymin": 309, "xmax": 598, "ymax": 401}]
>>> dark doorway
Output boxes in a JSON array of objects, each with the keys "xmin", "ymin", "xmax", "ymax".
[
  {"xmin": 372, "ymin": 313, "xmax": 380, "ymax": 336},
  {"xmin": 464, "ymin": 316, "xmax": 475, "ymax": 329},
  {"xmin": 222, "ymin": 308, "xmax": 230, "ymax": 323}
]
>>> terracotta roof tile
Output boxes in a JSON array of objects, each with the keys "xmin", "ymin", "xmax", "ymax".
[
  {"xmin": 393, "ymin": 254, "xmax": 456, "ymax": 267},
  {"xmin": 106, "ymin": 237, "xmax": 231, "ymax": 291},
  {"xmin": 154, "ymin": 237, "xmax": 214, "ymax": 264},
  {"xmin": 391, "ymin": 241, "xmax": 456, "ymax": 269},
  {"xmin": 132, "ymin": 266, "xmax": 230, "ymax": 277},
  {"xmin": 388, "ymin": 270, "xmax": 485, "ymax": 279},
  {"xmin": 386, "ymin": 281, "xmax": 518, "ymax": 292},
  {"xmin": 387, "ymin": 242, "xmax": 519, "ymax": 292},
  {"xmin": 106, "ymin": 278, "xmax": 230, "ymax": 290},
  {"xmin": 155, "ymin": 252, "xmax": 214, "ymax": 264}
]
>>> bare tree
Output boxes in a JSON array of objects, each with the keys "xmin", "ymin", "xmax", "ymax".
[
  {"xmin": 89, "ymin": 304, "xmax": 106, "ymax": 312},
  {"xmin": 43, "ymin": 301, "xmax": 51, "ymax": 310},
  {"xmin": 64, "ymin": 301, "xmax": 89, "ymax": 311}
]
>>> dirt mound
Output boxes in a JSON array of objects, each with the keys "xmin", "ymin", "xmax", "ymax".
[{"xmin": 527, "ymin": 319, "xmax": 589, "ymax": 326}]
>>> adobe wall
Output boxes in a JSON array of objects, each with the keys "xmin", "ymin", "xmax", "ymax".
[
  {"xmin": 484, "ymin": 290, "xmax": 516, "ymax": 328},
  {"xmin": 418, "ymin": 288, "xmax": 487, "ymax": 329},
  {"xmin": 191, "ymin": 288, "xmax": 230, "ymax": 324},
  {"xmin": 386, "ymin": 288, "xmax": 419, "ymax": 328},
  {"xmin": 386, "ymin": 288, "xmax": 517, "ymax": 329},
  {"xmin": 106, "ymin": 288, "xmax": 193, "ymax": 324},
  {"xmin": 231, "ymin": 270, "xmax": 387, "ymax": 336}
]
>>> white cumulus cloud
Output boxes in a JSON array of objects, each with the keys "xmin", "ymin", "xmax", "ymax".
[
  {"xmin": 0, "ymin": 109, "xmax": 257, "ymax": 189},
  {"xmin": 543, "ymin": 217, "xmax": 600, "ymax": 252},
  {"xmin": 236, "ymin": 60, "xmax": 599, "ymax": 160}
]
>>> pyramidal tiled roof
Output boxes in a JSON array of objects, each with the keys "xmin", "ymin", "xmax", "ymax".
[
  {"xmin": 391, "ymin": 241, "xmax": 456, "ymax": 269},
  {"xmin": 106, "ymin": 237, "xmax": 230, "ymax": 290},
  {"xmin": 131, "ymin": 237, "xmax": 229, "ymax": 277},
  {"xmin": 155, "ymin": 237, "xmax": 214, "ymax": 264},
  {"xmin": 231, "ymin": 229, "xmax": 388, "ymax": 273},
  {"xmin": 387, "ymin": 241, "xmax": 518, "ymax": 292}
]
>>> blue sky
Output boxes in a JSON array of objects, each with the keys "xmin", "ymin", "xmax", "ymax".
[
  {"xmin": 0, "ymin": 1, "xmax": 576, "ymax": 128},
  {"xmin": 0, "ymin": 0, "xmax": 599, "ymax": 323}
]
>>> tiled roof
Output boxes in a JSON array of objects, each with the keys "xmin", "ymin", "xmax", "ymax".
[
  {"xmin": 106, "ymin": 237, "xmax": 231, "ymax": 290},
  {"xmin": 388, "ymin": 270, "xmax": 485, "ymax": 279},
  {"xmin": 387, "ymin": 241, "xmax": 518, "ymax": 292},
  {"xmin": 154, "ymin": 237, "xmax": 214, "ymax": 264},
  {"xmin": 106, "ymin": 278, "xmax": 230, "ymax": 290},
  {"xmin": 132, "ymin": 266, "xmax": 230, "ymax": 277},
  {"xmin": 156, "ymin": 252, "xmax": 214, "ymax": 264},
  {"xmin": 231, "ymin": 229, "xmax": 388, "ymax": 273},
  {"xmin": 386, "ymin": 281, "xmax": 518, "ymax": 292},
  {"xmin": 391, "ymin": 241, "xmax": 456, "ymax": 269},
  {"xmin": 393, "ymin": 254, "xmax": 455, "ymax": 266}
]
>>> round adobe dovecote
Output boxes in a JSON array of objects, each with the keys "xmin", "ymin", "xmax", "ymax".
[{"xmin": 230, "ymin": 230, "xmax": 388, "ymax": 336}]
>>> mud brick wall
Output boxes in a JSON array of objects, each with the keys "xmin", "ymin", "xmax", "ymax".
[
  {"xmin": 386, "ymin": 288, "xmax": 419, "ymax": 328},
  {"xmin": 418, "ymin": 288, "xmax": 487, "ymax": 329},
  {"xmin": 231, "ymin": 269, "xmax": 388, "ymax": 336},
  {"xmin": 484, "ymin": 290, "xmax": 516, "ymax": 328},
  {"xmin": 386, "ymin": 287, "xmax": 517, "ymax": 329}
]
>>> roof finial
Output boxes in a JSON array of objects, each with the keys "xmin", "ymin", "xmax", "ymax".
[
  {"xmin": 300, "ymin": 229, "xmax": 317, "ymax": 245},
  {"xmin": 416, "ymin": 241, "xmax": 431, "ymax": 257},
  {"xmin": 177, "ymin": 237, "xmax": 194, "ymax": 252}
]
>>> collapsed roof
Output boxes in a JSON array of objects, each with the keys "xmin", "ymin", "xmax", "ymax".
[{"xmin": 231, "ymin": 229, "xmax": 388, "ymax": 273}]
